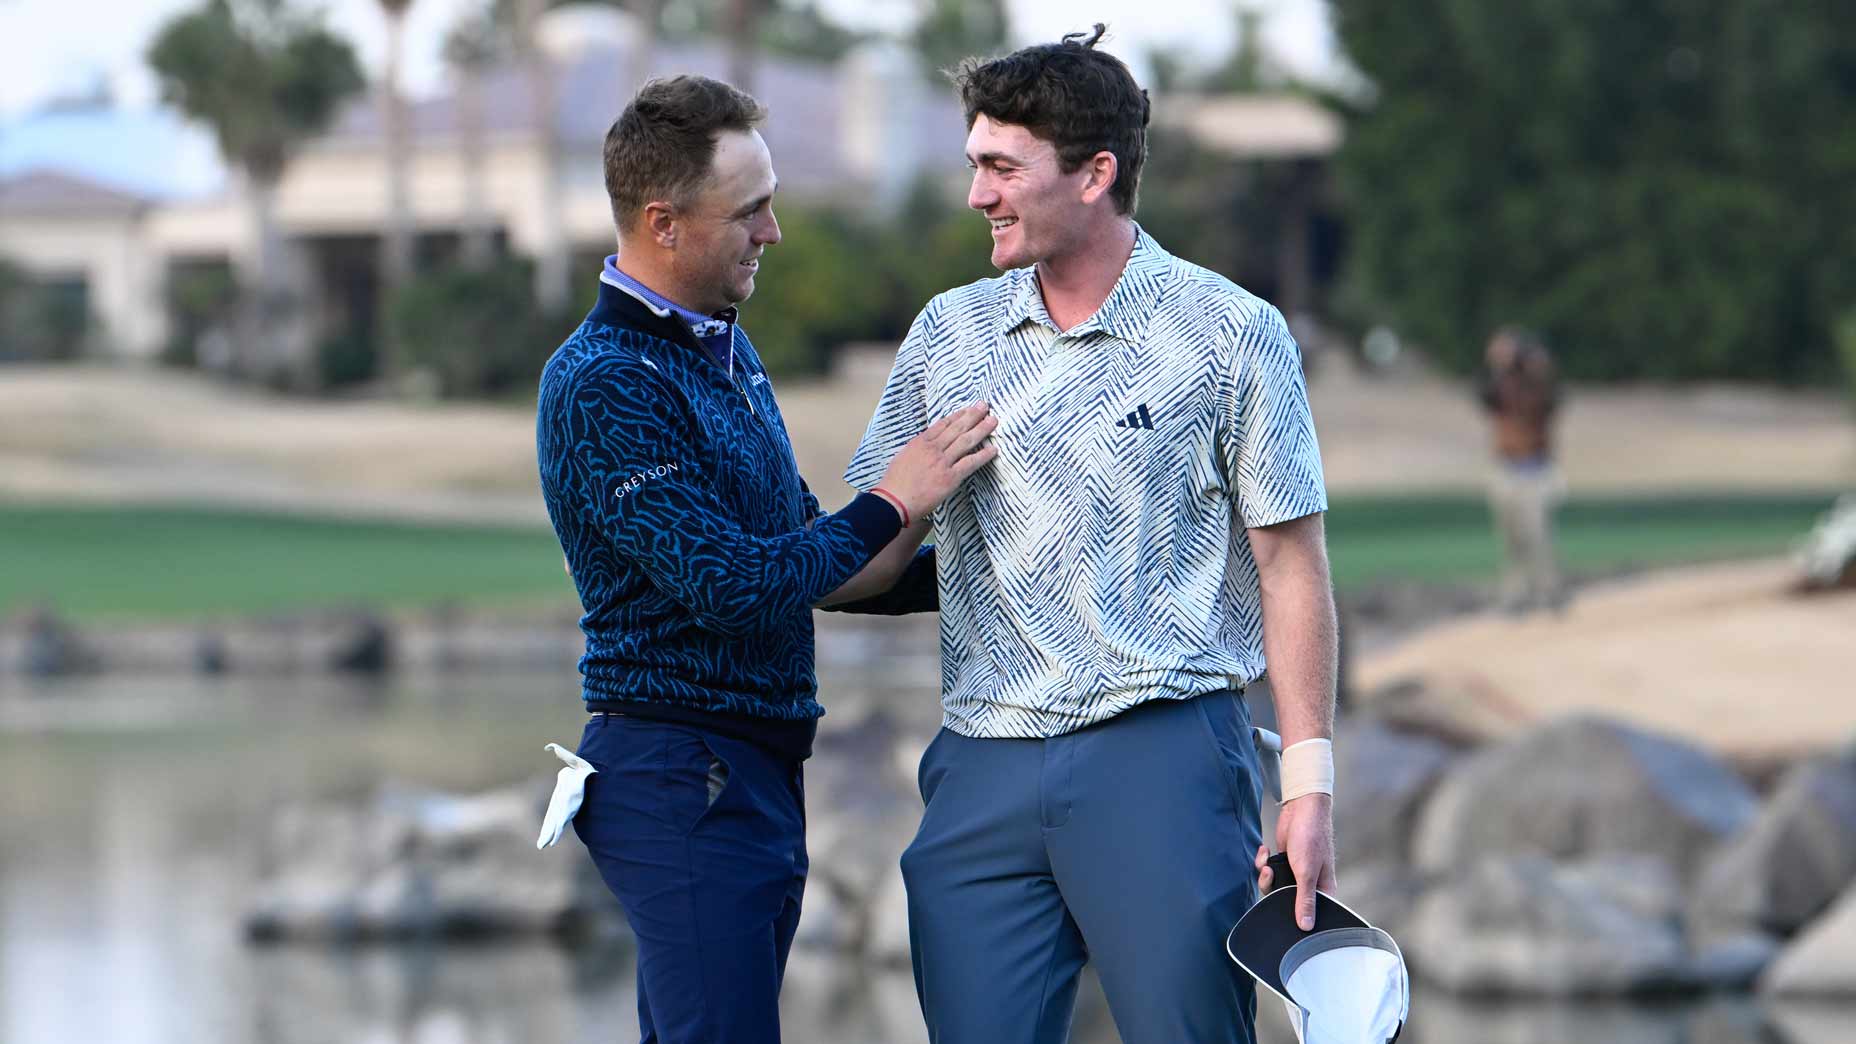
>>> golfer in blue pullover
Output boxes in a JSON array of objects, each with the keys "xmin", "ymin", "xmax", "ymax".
[{"xmin": 535, "ymin": 76, "xmax": 995, "ymax": 1043}]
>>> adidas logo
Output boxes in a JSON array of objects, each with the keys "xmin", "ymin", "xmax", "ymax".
[{"xmin": 1115, "ymin": 404, "xmax": 1156, "ymax": 430}]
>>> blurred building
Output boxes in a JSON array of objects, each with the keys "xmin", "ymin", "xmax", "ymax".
[
  {"xmin": 1, "ymin": 8, "xmax": 969, "ymax": 363},
  {"xmin": 0, "ymin": 169, "xmax": 163, "ymax": 358},
  {"xmin": 1152, "ymin": 91, "xmax": 1344, "ymax": 324},
  {"xmin": 0, "ymin": 7, "xmax": 1347, "ymax": 366}
]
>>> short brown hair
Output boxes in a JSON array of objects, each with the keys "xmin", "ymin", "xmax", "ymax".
[
  {"xmin": 603, "ymin": 76, "xmax": 767, "ymax": 233},
  {"xmin": 952, "ymin": 25, "xmax": 1150, "ymax": 215}
]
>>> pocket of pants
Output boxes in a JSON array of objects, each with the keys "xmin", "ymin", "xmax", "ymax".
[
  {"xmin": 705, "ymin": 754, "xmax": 730, "ymax": 808},
  {"xmin": 916, "ymin": 728, "xmax": 959, "ymax": 805},
  {"xmin": 1194, "ymin": 692, "xmax": 1254, "ymax": 815},
  {"xmin": 675, "ymin": 730, "xmax": 732, "ymax": 835},
  {"xmin": 596, "ymin": 723, "xmax": 734, "ymax": 837}
]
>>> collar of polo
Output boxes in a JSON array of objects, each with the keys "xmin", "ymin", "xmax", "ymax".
[
  {"xmin": 997, "ymin": 224, "xmax": 1169, "ymax": 344},
  {"xmin": 600, "ymin": 256, "xmax": 738, "ymax": 340}
]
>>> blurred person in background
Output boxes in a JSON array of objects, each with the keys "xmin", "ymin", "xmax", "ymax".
[
  {"xmin": 1477, "ymin": 326, "xmax": 1566, "ymax": 613},
  {"xmin": 534, "ymin": 74, "xmax": 996, "ymax": 1044},
  {"xmin": 845, "ymin": 27, "xmax": 1337, "ymax": 1044}
]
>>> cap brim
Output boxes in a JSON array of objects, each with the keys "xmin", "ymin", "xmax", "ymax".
[{"xmin": 1225, "ymin": 885, "xmax": 1371, "ymax": 999}]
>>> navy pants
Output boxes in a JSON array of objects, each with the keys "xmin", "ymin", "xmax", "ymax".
[
  {"xmin": 902, "ymin": 692, "xmax": 1263, "ymax": 1044},
  {"xmin": 572, "ymin": 715, "xmax": 807, "ymax": 1044}
]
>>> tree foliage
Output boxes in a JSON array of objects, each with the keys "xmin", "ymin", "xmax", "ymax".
[
  {"xmin": 912, "ymin": 0, "xmax": 1009, "ymax": 77},
  {"xmin": 444, "ymin": 1, "xmax": 503, "ymax": 69},
  {"xmin": 149, "ymin": 0, "xmax": 365, "ymax": 383},
  {"xmin": 1332, "ymin": 0, "xmax": 1856, "ymax": 381},
  {"xmin": 147, "ymin": 0, "xmax": 364, "ymax": 185},
  {"xmin": 388, "ymin": 256, "xmax": 577, "ymax": 397},
  {"xmin": 647, "ymin": 0, "xmax": 866, "ymax": 64}
]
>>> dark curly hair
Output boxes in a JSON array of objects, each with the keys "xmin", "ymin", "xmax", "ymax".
[
  {"xmin": 604, "ymin": 76, "xmax": 767, "ymax": 233},
  {"xmin": 951, "ymin": 24, "xmax": 1151, "ymax": 215}
]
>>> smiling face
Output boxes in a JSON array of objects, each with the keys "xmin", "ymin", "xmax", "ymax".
[
  {"xmin": 965, "ymin": 115, "xmax": 1097, "ymax": 272},
  {"xmin": 670, "ymin": 128, "xmax": 782, "ymax": 314}
]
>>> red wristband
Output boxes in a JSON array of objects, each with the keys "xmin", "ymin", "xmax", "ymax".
[{"xmin": 870, "ymin": 486, "xmax": 909, "ymax": 528}]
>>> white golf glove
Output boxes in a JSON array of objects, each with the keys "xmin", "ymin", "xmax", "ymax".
[{"xmin": 536, "ymin": 742, "xmax": 597, "ymax": 850}]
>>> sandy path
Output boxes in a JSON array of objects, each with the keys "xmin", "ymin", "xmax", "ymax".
[
  {"xmin": 0, "ymin": 367, "xmax": 543, "ymax": 524},
  {"xmin": 1352, "ymin": 558, "xmax": 1856, "ymax": 761}
]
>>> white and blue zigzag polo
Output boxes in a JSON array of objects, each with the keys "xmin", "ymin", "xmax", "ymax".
[{"xmin": 845, "ymin": 227, "xmax": 1327, "ymax": 739}]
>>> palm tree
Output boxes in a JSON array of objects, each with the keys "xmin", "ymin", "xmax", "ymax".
[
  {"xmin": 627, "ymin": 0, "xmax": 664, "ymax": 95},
  {"xmin": 148, "ymin": 0, "xmax": 363, "ymax": 379},
  {"xmin": 724, "ymin": 0, "xmax": 770, "ymax": 93},
  {"xmin": 376, "ymin": 0, "xmax": 417, "ymax": 380},
  {"xmin": 443, "ymin": 2, "xmax": 501, "ymax": 270},
  {"xmin": 378, "ymin": 0, "xmax": 416, "ymax": 293},
  {"xmin": 514, "ymin": 0, "xmax": 570, "ymax": 310},
  {"xmin": 911, "ymin": 0, "xmax": 1008, "ymax": 76}
]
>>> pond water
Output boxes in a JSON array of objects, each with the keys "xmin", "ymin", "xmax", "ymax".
[{"xmin": 0, "ymin": 656, "xmax": 1842, "ymax": 1043}]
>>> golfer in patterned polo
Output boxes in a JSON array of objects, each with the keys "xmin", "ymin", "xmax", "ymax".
[{"xmin": 846, "ymin": 27, "xmax": 1341, "ymax": 1044}]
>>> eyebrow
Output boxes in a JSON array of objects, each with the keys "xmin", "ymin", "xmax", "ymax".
[{"xmin": 967, "ymin": 150, "xmax": 1026, "ymax": 168}]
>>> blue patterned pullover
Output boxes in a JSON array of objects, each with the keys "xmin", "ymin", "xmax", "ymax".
[{"xmin": 536, "ymin": 278, "xmax": 922, "ymax": 759}]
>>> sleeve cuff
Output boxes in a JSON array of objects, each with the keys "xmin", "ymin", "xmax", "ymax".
[
  {"xmin": 819, "ymin": 545, "xmax": 938, "ymax": 615},
  {"xmin": 835, "ymin": 491, "xmax": 905, "ymax": 557},
  {"xmin": 1239, "ymin": 490, "xmax": 1329, "ymax": 530}
]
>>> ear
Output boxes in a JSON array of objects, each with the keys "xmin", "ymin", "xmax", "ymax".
[
  {"xmin": 1078, "ymin": 151, "xmax": 1119, "ymax": 207},
  {"xmin": 641, "ymin": 200, "xmax": 678, "ymax": 248}
]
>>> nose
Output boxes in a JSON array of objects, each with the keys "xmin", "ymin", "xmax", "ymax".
[
  {"xmin": 757, "ymin": 207, "xmax": 781, "ymax": 246},
  {"xmin": 967, "ymin": 171, "xmax": 998, "ymax": 212}
]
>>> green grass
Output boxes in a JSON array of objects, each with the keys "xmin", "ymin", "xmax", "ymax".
[
  {"xmin": 1325, "ymin": 491, "xmax": 1836, "ymax": 589},
  {"xmin": 0, "ymin": 504, "xmax": 574, "ymax": 620},
  {"xmin": 0, "ymin": 493, "xmax": 1838, "ymax": 620}
]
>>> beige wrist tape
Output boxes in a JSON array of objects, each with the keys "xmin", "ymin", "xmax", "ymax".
[{"xmin": 1279, "ymin": 737, "xmax": 1334, "ymax": 803}]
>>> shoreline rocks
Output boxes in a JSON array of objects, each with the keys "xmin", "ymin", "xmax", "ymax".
[
  {"xmin": 1412, "ymin": 716, "xmax": 1761, "ymax": 884},
  {"xmin": 244, "ymin": 779, "xmax": 623, "ymax": 944},
  {"xmin": 240, "ymin": 703, "xmax": 1855, "ymax": 1004}
]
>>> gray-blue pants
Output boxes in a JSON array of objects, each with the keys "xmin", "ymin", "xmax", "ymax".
[{"xmin": 901, "ymin": 691, "xmax": 1264, "ymax": 1044}]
